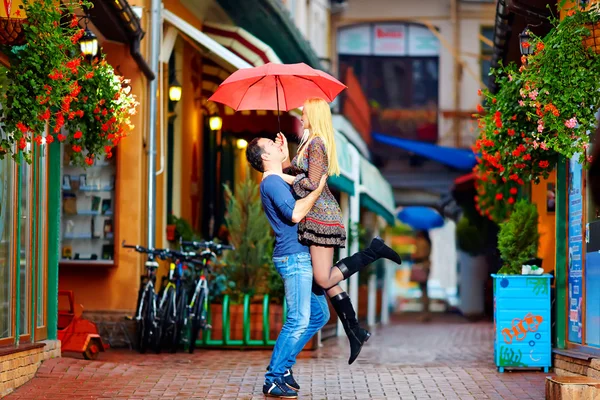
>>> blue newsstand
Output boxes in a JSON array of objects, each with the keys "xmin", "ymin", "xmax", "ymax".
[{"xmin": 492, "ymin": 274, "xmax": 552, "ymax": 373}]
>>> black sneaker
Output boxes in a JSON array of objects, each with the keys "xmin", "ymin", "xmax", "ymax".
[
  {"xmin": 263, "ymin": 378, "xmax": 298, "ymax": 398},
  {"xmin": 283, "ymin": 369, "xmax": 300, "ymax": 392}
]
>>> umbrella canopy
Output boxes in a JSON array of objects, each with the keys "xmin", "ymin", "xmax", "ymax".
[
  {"xmin": 208, "ymin": 62, "xmax": 346, "ymax": 112},
  {"xmin": 397, "ymin": 206, "xmax": 445, "ymax": 230}
]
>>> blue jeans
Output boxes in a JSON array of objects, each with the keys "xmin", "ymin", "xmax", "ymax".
[{"xmin": 265, "ymin": 252, "xmax": 330, "ymax": 383}]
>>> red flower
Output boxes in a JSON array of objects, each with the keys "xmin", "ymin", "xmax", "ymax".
[
  {"xmin": 539, "ymin": 160, "xmax": 550, "ymax": 168},
  {"xmin": 101, "ymin": 109, "xmax": 108, "ymax": 116},
  {"xmin": 85, "ymin": 156, "xmax": 94, "ymax": 166},
  {"xmin": 510, "ymin": 188, "xmax": 518, "ymax": 195},
  {"xmin": 106, "ymin": 152, "xmax": 113, "ymax": 159},
  {"xmin": 522, "ymin": 42, "xmax": 530, "ymax": 49},
  {"xmin": 71, "ymin": 29, "xmax": 85, "ymax": 45},
  {"xmin": 508, "ymin": 197, "xmax": 515, "ymax": 205},
  {"xmin": 33, "ymin": 136, "xmax": 43, "ymax": 146},
  {"xmin": 53, "ymin": 114, "xmax": 65, "ymax": 133},
  {"xmin": 70, "ymin": 81, "xmax": 81, "ymax": 97},
  {"xmin": 507, "ymin": 129, "xmax": 515, "ymax": 136},
  {"xmin": 76, "ymin": 110, "xmax": 84, "ymax": 118},
  {"xmin": 18, "ymin": 137, "xmax": 27, "ymax": 150},
  {"xmin": 477, "ymin": 104, "xmax": 484, "ymax": 113},
  {"xmin": 57, "ymin": 134, "xmax": 67, "ymax": 142},
  {"xmin": 73, "ymin": 131, "xmax": 83, "ymax": 139},
  {"xmin": 48, "ymin": 70, "xmax": 64, "ymax": 80},
  {"xmin": 101, "ymin": 123, "xmax": 109, "ymax": 132},
  {"xmin": 523, "ymin": 154, "xmax": 531, "ymax": 161},
  {"xmin": 70, "ymin": 14, "xmax": 78, "ymax": 28},
  {"xmin": 72, "ymin": 145, "xmax": 82, "ymax": 153},
  {"xmin": 492, "ymin": 98, "xmax": 497, "ymax": 104},
  {"xmin": 477, "ymin": 89, "xmax": 482, "ymax": 96},
  {"xmin": 104, "ymin": 145, "xmax": 112, "ymax": 154},
  {"xmin": 495, "ymin": 193, "xmax": 503, "ymax": 201},
  {"xmin": 511, "ymin": 115, "xmax": 517, "ymax": 121},
  {"xmin": 46, "ymin": 135, "xmax": 54, "ymax": 144},
  {"xmin": 38, "ymin": 108, "xmax": 51, "ymax": 121},
  {"xmin": 66, "ymin": 58, "xmax": 81, "ymax": 74},
  {"xmin": 536, "ymin": 42, "xmax": 545, "ymax": 52},
  {"xmin": 85, "ymin": 71, "xmax": 94, "ymax": 79},
  {"xmin": 16, "ymin": 122, "xmax": 28, "ymax": 133}
]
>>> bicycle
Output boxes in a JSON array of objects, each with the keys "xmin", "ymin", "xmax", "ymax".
[
  {"xmin": 181, "ymin": 240, "xmax": 234, "ymax": 353},
  {"xmin": 122, "ymin": 241, "xmax": 166, "ymax": 354},
  {"xmin": 156, "ymin": 248, "xmax": 196, "ymax": 353}
]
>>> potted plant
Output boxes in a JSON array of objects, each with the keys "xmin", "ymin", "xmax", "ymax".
[
  {"xmin": 492, "ymin": 199, "xmax": 551, "ymax": 373},
  {"xmin": 456, "ymin": 213, "xmax": 488, "ymax": 320},
  {"xmin": 203, "ymin": 179, "xmax": 286, "ymax": 347},
  {"xmin": 166, "ymin": 214, "xmax": 177, "ymax": 242}
]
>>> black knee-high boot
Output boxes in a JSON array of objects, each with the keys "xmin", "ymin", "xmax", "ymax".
[
  {"xmin": 336, "ymin": 237, "xmax": 402, "ymax": 280},
  {"xmin": 330, "ymin": 292, "xmax": 370, "ymax": 365}
]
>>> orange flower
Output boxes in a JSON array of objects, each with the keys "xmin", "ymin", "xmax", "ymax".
[
  {"xmin": 567, "ymin": 9, "xmax": 576, "ymax": 17},
  {"xmin": 536, "ymin": 42, "xmax": 545, "ymax": 52}
]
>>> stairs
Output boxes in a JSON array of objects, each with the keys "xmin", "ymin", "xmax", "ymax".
[{"xmin": 546, "ymin": 376, "xmax": 600, "ymax": 399}]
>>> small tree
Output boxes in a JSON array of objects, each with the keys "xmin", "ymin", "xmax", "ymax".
[
  {"xmin": 497, "ymin": 199, "xmax": 539, "ymax": 274},
  {"xmin": 223, "ymin": 179, "xmax": 276, "ymax": 302}
]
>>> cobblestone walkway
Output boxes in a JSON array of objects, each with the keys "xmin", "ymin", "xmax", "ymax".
[{"xmin": 6, "ymin": 314, "xmax": 550, "ymax": 399}]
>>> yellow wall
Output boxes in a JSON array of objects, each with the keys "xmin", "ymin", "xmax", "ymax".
[
  {"xmin": 59, "ymin": 41, "xmax": 146, "ymax": 312},
  {"xmin": 531, "ymin": 170, "xmax": 557, "ymax": 273}
]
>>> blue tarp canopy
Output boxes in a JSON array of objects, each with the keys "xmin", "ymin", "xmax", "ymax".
[{"xmin": 373, "ymin": 133, "xmax": 477, "ymax": 171}]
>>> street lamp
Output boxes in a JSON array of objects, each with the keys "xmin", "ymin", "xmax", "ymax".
[
  {"xmin": 236, "ymin": 139, "xmax": 248, "ymax": 149},
  {"xmin": 168, "ymin": 78, "xmax": 182, "ymax": 102},
  {"xmin": 79, "ymin": 27, "xmax": 99, "ymax": 59},
  {"xmin": 519, "ymin": 28, "xmax": 535, "ymax": 56},
  {"xmin": 209, "ymin": 115, "xmax": 222, "ymax": 131}
]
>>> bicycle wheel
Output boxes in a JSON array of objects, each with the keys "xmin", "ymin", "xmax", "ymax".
[
  {"xmin": 158, "ymin": 286, "xmax": 178, "ymax": 353},
  {"xmin": 173, "ymin": 288, "xmax": 188, "ymax": 353},
  {"xmin": 188, "ymin": 287, "xmax": 206, "ymax": 354},
  {"xmin": 147, "ymin": 291, "xmax": 162, "ymax": 354},
  {"xmin": 136, "ymin": 289, "xmax": 149, "ymax": 354}
]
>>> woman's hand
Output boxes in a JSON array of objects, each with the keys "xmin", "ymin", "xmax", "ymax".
[{"xmin": 275, "ymin": 132, "xmax": 289, "ymax": 162}]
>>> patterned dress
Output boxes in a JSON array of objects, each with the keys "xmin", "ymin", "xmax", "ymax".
[{"xmin": 288, "ymin": 136, "xmax": 347, "ymax": 248}]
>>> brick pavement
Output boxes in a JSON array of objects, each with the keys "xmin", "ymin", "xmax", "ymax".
[{"xmin": 6, "ymin": 314, "xmax": 550, "ymax": 399}]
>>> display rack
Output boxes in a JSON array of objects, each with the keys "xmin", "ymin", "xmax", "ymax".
[{"xmin": 60, "ymin": 148, "xmax": 116, "ymax": 267}]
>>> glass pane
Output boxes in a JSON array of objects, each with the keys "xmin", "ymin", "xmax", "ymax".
[
  {"xmin": 37, "ymin": 148, "xmax": 46, "ymax": 326},
  {"xmin": 19, "ymin": 159, "xmax": 30, "ymax": 336},
  {"xmin": 568, "ymin": 158, "xmax": 584, "ymax": 344},
  {"xmin": 0, "ymin": 155, "xmax": 13, "ymax": 339}
]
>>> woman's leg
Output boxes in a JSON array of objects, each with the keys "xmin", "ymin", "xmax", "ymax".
[
  {"xmin": 419, "ymin": 281, "xmax": 431, "ymax": 322},
  {"xmin": 310, "ymin": 246, "xmax": 344, "ymax": 291},
  {"xmin": 310, "ymin": 246, "xmax": 370, "ymax": 365}
]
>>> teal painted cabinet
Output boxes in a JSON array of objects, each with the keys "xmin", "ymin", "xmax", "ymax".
[{"xmin": 492, "ymin": 274, "xmax": 552, "ymax": 373}]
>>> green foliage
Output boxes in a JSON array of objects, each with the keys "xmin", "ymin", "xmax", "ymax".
[
  {"xmin": 222, "ymin": 180, "xmax": 281, "ymax": 303},
  {"xmin": 497, "ymin": 199, "xmax": 539, "ymax": 274},
  {"xmin": 456, "ymin": 214, "xmax": 486, "ymax": 256},
  {"xmin": 0, "ymin": 0, "xmax": 137, "ymax": 165}
]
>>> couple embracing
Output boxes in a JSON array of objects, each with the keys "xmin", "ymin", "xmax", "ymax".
[{"xmin": 245, "ymin": 98, "xmax": 402, "ymax": 398}]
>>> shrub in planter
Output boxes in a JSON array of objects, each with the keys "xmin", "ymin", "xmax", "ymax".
[{"xmin": 497, "ymin": 199, "xmax": 539, "ymax": 275}]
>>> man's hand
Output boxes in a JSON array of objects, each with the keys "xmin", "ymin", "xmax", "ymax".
[
  {"xmin": 317, "ymin": 174, "xmax": 327, "ymax": 193},
  {"xmin": 276, "ymin": 132, "xmax": 290, "ymax": 162}
]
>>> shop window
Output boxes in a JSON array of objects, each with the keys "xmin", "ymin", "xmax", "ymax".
[
  {"xmin": 36, "ymin": 147, "xmax": 48, "ymax": 330},
  {"xmin": 60, "ymin": 146, "xmax": 117, "ymax": 266},
  {"xmin": 19, "ymin": 156, "xmax": 31, "ymax": 338},
  {"xmin": 480, "ymin": 27, "xmax": 494, "ymax": 88},
  {"xmin": 0, "ymin": 154, "xmax": 13, "ymax": 340}
]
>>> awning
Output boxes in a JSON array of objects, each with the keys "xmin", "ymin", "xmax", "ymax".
[
  {"xmin": 373, "ymin": 132, "xmax": 477, "ymax": 171},
  {"xmin": 162, "ymin": 9, "xmax": 251, "ymax": 72},
  {"xmin": 333, "ymin": 115, "xmax": 370, "ymax": 159},
  {"xmin": 215, "ymin": 0, "xmax": 322, "ymax": 68},
  {"xmin": 329, "ymin": 131, "xmax": 355, "ymax": 195},
  {"xmin": 359, "ymin": 157, "xmax": 396, "ymax": 225},
  {"xmin": 203, "ymin": 22, "xmax": 282, "ymax": 66}
]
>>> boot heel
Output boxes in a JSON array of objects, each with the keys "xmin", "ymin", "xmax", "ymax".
[{"xmin": 364, "ymin": 331, "xmax": 371, "ymax": 342}]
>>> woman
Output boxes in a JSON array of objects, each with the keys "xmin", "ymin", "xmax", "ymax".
[
  {"xmin": 275, "ymin": 97, "xmax": 402, "ymax": 364},
  {"xmin": 411, "ymin": 230, "xmax": 432, "ymax": 322}
]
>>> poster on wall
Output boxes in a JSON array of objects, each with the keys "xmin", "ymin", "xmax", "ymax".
[
  {"xmin": 373, "ymin": 24, "xmax": 407, "ymax": 56},
  {"xmin": 337, "ymin": 25, "xmax": 371, "ymax": 55},
  {"xmin": 407, "ymin": 25, "xmax": 440, "ymax": 56},
  {"xmin": 568, "ymin": 156, "xmax": 584, "ymax": 344}
]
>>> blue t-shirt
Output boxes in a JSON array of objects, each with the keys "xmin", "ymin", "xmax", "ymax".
[{"xmin": 260, "ymin": 175, "xmax": 309, "ymax": 257}]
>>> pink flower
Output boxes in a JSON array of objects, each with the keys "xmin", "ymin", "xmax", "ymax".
[
  {"xmin": 529, "ymin": 90, "xmax": 539, "ymax": 100},
  {"xmin": 518, "ymin": 100, "xmax": 525, "ymax": 106},
  {"xmin": 537, "ymin": 122, "xmax": 544, "ymax": 133},
  {"xmin": 540, "ymin": 142, "xmax": 548, "ymax": 150},
  {"xmin": 584, "ymin": 143, "xmax": 590, "ymax": 151},
  {"xmin": 508, "ymin": 75, "xmax": 513, "ymax": 82},
  {"xmin": 588, "ymin": 155, "xmax": 594, "ymax": 163},
  {"xmin": 565, "ymin": 117, "xmax": 578, "ymax": 129},
  {"xmin": 520, "ymin": 89, "xmax": 526, "ymax": 99},
  {"xmin": 533, "ymin": 141, "xmax": 540, "ymax": 149}
]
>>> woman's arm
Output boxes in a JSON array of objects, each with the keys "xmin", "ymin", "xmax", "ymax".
[{"xmin": 292, "ymin": 138, "xmax": 328, "ymax": 198}]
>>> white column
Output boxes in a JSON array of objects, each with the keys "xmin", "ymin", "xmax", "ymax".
[
  {"xmin": 337, "ymin": 192, "xmax": 350, "ymax": 337},
  {"xmin": 366, "ymin": 213, "xmax": 378, "ymax": 327},
  {"xmin": 348, "ymin": 147, "xmax": 361, "ymax": 313},
  {"xmin": 381, "ymin": 231, "xmax": 392, "ymax": 325}
]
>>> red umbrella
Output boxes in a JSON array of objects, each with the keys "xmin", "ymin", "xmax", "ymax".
[{"xmin": 208, "ymin": 62, "xmax": 346, "ymax": 131}]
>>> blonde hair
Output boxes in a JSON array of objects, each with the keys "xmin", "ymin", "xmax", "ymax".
[{"xmin": 297, "ymin": 97, "xmax": 340, "ymax": 176}]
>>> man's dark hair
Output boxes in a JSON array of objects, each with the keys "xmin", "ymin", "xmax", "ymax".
[{"xmin": 246, "ymin": 137, "xmax": 266, "ymax": 172}]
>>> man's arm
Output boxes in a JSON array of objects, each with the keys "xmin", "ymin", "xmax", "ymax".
[{"xmin": 291, "ymin": 175, "xmax": 327, "ymax": 223}]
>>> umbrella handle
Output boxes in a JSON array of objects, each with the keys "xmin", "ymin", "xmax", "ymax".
[{"xmin": 275, "ymin": 76, "xmax": 281, "ymax": 134}]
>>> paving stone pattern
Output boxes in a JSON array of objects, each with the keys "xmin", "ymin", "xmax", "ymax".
[{"xmin": 6, "ymin": 314, "xmax": 550, "ymax": 399}]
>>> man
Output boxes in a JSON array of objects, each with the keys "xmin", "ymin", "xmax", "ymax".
[{"xmin": 246, "ymin": 136, "xmax": 329, "ymax": 399}]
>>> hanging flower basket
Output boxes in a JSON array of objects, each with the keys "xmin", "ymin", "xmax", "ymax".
[{"xmin": 0, "ymin": 17, "xmax": 26, "ymax": 45}]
